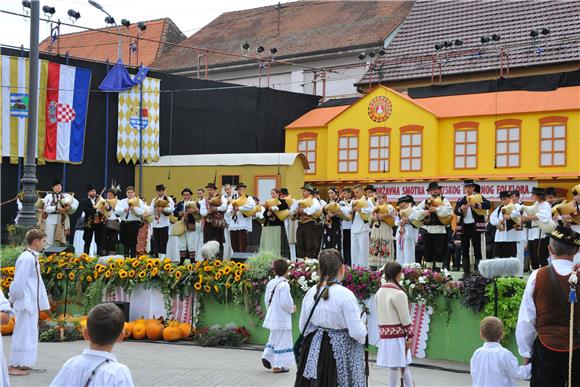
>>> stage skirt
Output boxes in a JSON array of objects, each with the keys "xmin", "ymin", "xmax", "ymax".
[{"xmin": 376, "ymin": 338, "xmax": 412, "ymax": 368}]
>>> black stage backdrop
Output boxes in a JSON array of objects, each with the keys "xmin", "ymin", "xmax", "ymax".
[{"xmin": 0, "ymin": 47, "xmax": 320, "ymax": 238}]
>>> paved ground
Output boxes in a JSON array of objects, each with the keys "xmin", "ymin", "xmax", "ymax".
[{"xmin": 3, "ymin": 337, "xmax": 529, "ymax": 386}]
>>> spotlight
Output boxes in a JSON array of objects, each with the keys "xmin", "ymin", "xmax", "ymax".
[
  {"xmin": 434, "ymin": 42, "xmax": 444, "ymax": 50},
  {"xmin": 378, "ymin": 48, "xmax": 386, "ymax": 56},
  {"xmin": 22, "ymin": 1, "xmax": 31, "ymax": 8},
  {"xmin": 443, "ymin": 40, "xmax": 452, "ymax": 48},
  {"xmin": 491, "ymin": 34, "xmax": 501, "ymax": 41},
  {"xmin": 269, "ymin": 47, "xmax": 277, "ymax": 55},
  {"xmin": 530, "ymin": 29, "xmax": 539, "ymax": 38},
  {"xmin": 256, "ymin": 46, "xmax": 265, "ymax": 53},
  {"xmin": 541, "ymin": 28, "xmax": 550, "ymax": 35},
  {"xmin": 137, "ymin": 21, "xmax": 147, "ymax": 31},
  {"xmin": 454, "ymin": 39, "xmax": 463, "ymax": 46},
  {"xmin": 358, "ymin": 53, "xmax": 366, "ymax": 60},
  {"xmin": 104, "ymin": 16, "xmax": 115, "ymax": 25},
  {"xmin": 67, "ymin": 9, "xmax": 81, "ymax": 21},
  {"xmin": 42, "ymin": 5, "xmax": 56, "ymax": 16},
  {"xmin": 480, "ymin": 36, "xmax": 491, "ymax": 44},
  {"xmin": 368, "ymin": 51, "xmax": 376, "ymax": 58},
  {"xmin": 121, "ymin": 19, "xmax": 131, "ymax": 27},
  {"xmin": 242, "ymin": 42, "xmax": 250, "ymax": 50}
]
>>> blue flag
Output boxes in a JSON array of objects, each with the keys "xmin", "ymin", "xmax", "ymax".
[{"xmin": 99, "ymin": 60, "xmax": 149, "ymax": 92}]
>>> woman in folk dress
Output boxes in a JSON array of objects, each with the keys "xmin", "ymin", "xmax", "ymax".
[{"xmin": 369, "ymin": 193, "xmax": 395, "ymax": 269}]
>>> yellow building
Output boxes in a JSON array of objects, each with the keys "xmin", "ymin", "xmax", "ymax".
[
  {"xmin": 137, "ymin": 153, "xmax": 308, "ymax": 202},
  {"xmin": 285, "ymin": 85, "xmax": 580, "ymax": 201}
]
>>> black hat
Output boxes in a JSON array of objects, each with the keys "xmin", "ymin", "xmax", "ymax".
[
  {"xmin": 463, "ymin": 179, "xmax": 476, "ymax": 186},
  {"xmin": 549, "ymin": 225, "xmax": 580, "ymax": 247},
  {"xmin": 52, "ymin": 179, "xmax": 62, "ymax": 187},
  {"xmin": 427, "ymin": 182, "xmax": 440, "ymax": 191},
  {"xmin": 106, "ymin": 188, "xmax": 118, "ymax": 196},
  {"xmin": 499, "ymin": 191, "xmax": 511, "ymax": 198},
  {"xmin": 546, "ymin": 187, "xmax": 557, "ymax": 196},
  {"xmin": 510, "ymin": 190, "xmax": 520, "ymax": 197},
  {"xmin": 474, "ymin": 184, "xmax": 481, "ymax": 193},
  {"xmin": 155, "ymin": 184, "xmax": 166, "ymax": 191},
  {"xmin": 236, "ymin": 182, "xmax": 247, "ymax": 189},
  {"xmin": 364, "ymin": 185, "xmax": 376, "ymax": 192},
  {"xmin": 531, "ymin": 187, "xmax": 546, "ymax": 196},
  {"xmin": 205, "ymin": 183, "xmax": 217, "ymax": 189},
  {"xmin": 313, "ymin": 188, "xmax": 320, "ymax": 195},
  {"xmin": 280, "ymin": 188, "xmax": 289, "ymax": 195},
  {"xmin": 397, "ymin": 195, "xmax": 414, "ymax": 205},
  {"xmin": 181, "ymin": 188, "xmax": 193, "ymax": 195},
  {"xmin": 86, "ymin": 184, "xmax": 96, "ymax": 192},
  {"xmin": 301, "ymin": 184, "xmax": 314, "ymax": 193}
]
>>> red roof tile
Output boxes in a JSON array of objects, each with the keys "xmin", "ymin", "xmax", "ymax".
[
  {"xmin": 39, "ymin": 18, "xmax": 185, "ymax": 66},
  {"xmin": 152, "ymin": 1, "xmax": 414, "ymax": 71}
]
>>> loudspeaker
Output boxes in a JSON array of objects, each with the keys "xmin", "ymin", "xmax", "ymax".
[
  {"xmin": 111, "ymin": 301, "xmax": 130, "ymax": 322},
  {"xmin": 43, "ymin": 245, "xmax": 74, "ymax": 255}
]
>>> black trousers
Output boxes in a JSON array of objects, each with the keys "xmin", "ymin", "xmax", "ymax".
[
  {"xmin": 342, "ymin": 229, "xmax": 351, "ymax": 266},
  {"xmin": 531, "ymin": 338, "xmax": 579, "ymax": 387},
  {"xmin": 104, "ymin": 226, "xmax": 118, "ymax": 254},
  {"xmin": 152, "ymin": 227, "xmax": 169, "ymax": 256},
  {"xmin": 230, "ymin": 230, "xmax": 248, "ymax": 252},
  {"xmin": 120, "ymin": 221, "xmax": 141, "ymax": 258},
  {"xmin": 83, "ymin": 223, "xmax": 104, "ymax": 256},
  {"xmin": 297, "ymin": 221, "xmax": 318, "ymax": 259},
  {"xmin": 493, "ymin": 241, "xmax": 517, "ymax": 258},
  {"xmin": 461, "ymin": 223, "xmax": 482, "ymax": 274},
  {"xmin": 424, "ymin": 233, "xmax": 447, "ymax": 264},
  {"xmin": 528, "ymin": 237, "xmax": 550, "ymax": 269}
]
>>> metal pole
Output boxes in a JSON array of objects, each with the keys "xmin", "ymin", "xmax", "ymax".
[
  {"xmin": 104, "ymin": 59, "xmax": 110, "ymax": 188},
  {"xmin": 138, "ymin": 81, "xmax": 143, "ymax": 198},
  {"xmin": 62, "ymin": 52, "xmax": 70, "ymax": 191},
  {"xmin": 18, "ymin": 0, "xmax": 39, "ymax": 227}
]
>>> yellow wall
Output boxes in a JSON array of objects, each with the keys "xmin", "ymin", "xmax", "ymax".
[
  {"xmin": 136, "ymin": 160, "xmax": 305, "ymax": 202},
  {"xmin": 284, "ymin": 127, "xmax": 328, "ymax": 182}
]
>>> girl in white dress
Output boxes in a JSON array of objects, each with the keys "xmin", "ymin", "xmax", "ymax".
[{"xmin": 375, "ymin": 261, "xmax": 414, "ymax": 387}]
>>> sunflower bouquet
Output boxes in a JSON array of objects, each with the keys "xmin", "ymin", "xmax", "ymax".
[
  {"xmin": 39, "ymin": 252, "xmax": 97, "ymax": 300},
  {"xmin": 1, "ymin": 266, "xmax": 15, "ymax": 290}
]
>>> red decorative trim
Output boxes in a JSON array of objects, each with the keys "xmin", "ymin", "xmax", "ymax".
[
  {"xmin": 297, "ymin": 132, "xmax": 318, "ymax": 140},
  {"xmin": 400, "ymin": 125, "xmax": 424, "ymax": 133},
  {"xmin": 379, "ymin": 324, "xmax": 414, "ymax": 339},
  {"xmin": 453, "ymin": 121, "xmax": 479, "ymax": 130},
  {"xmin": 369, "ymin": 127, "xmax": 391, "ymax": 135},
  {"xmin": 539, "ymin": 116, "xmax": 568, "ymax": 125},
  {"xmin": 337, "ymin": 128, "xmax": 360, "ymax": 136},
  {"xmin": 495, "ymin": 118, "xmax": 522, "ymax": 128}
]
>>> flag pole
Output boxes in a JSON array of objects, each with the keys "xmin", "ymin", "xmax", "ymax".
[
  {"xmin": 62, "ymin": 51, "xmax": 70, "ymax": 191},
  {"xmin": 17, "ymin": 0, "xmax": 40, "ymax": 227},
  {"xmin": 138, "ymin": 76, "xmax": 143, "ymax": 198},
  {"xmin": 104, "ymin": 59, "xmax": 110, "ymax": 189}
]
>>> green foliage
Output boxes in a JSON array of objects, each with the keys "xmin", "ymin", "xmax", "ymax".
[
  {"xmin": 483, "ymin": 277, "xmax": 526, "ymax": 339},
  {"xmin": 39, "ymin": 319, "xmax": 83, "ymax": 342},
  {"xmin": 245, "ymin": 251, "xmax": 277, "ymax": 281},
  {"xmin": 6, "ymin": 224, "xmax": 29, "ymax": 247},
  {"xmin": 82, "ymin": 278, "xmax": 106, "ymax": 315},
  {"xmin": 0, "ymin": 246, "xmax": 24, "ymax": 267},
  {"xmin": 192, "ymin": 324, "xmax": 250, "ymax": 347}
]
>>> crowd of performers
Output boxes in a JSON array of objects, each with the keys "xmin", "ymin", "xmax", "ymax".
[{"xmin": 26, "ymin": 179, "xmax": 580, "ymax": 273}]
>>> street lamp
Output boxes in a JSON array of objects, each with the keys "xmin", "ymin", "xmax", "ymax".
[{"xmin": 88, "ymin": 0, "xmax": 122, "ymax": 61}]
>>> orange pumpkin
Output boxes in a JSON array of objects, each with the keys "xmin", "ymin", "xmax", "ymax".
[
  {"xmin": 134, "ymin": 316, "xmax": 146, "ymax": 325},
  {"xmin": 178, "ymin": 323, "xmax": 192, "ymax": 338},
  {"xmin": 1, "ymin": 317, "xmax": 15, "ymax": 335},
  {"xmin": 146, "ymin": 322, "xmax": 164, "ymax": 341},
  {"xmin": 131, "ymin": 323, "xmax": 146, "ymax": 340},
  {"xmin": 123, "ymin": 322, "xmax": 134, "ymax": 339},
  {"xmin": 168, "ymin": 320, "xmax": 181, "ymax": 328},
  {"xmin": 162, "ymin": 326, "xmax": 182, "ymax": 342},
  {"xmin": 39, "ymin": 311, "xmax": 51, "ymax": 321}
]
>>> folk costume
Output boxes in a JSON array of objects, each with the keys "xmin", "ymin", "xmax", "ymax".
[
  {"xmin": 41, "ymin": 180, "xmax": 79, "ymax": 247},
  {"xmin": 0, "ymin": 291, "xmax": 14, "ymax": 387},
  {"xmin": 226, "ymin": 184, "xmax": 255, "ymax": 253},
  {"xmin": 375, "ymin": 282, "xmax": 414, "ymax": 387},
  {"xmin": 79, "ymin": 185, "xmax": 104, "ymax": 256},
  {"xmin": 322, "ymin": 197, "xmax": 342, "ymax": 252},
  {"xmin": 174, "ymin": 189, "xmax": 203, "ymax": 264},
  {"xmin": 149, "ymin": 185, "xmax": 175, "ymax": 259},
  {"xmin": 511, "ymin": 191, "xmax": 528, "ymax": 274},
  {"xmin": 261, "ymin": 196, "xmax": 290, "ymax": 257},
  {"xmin": 50, "ymin": 349, "xmax": 134, "ymax": 387},
  {"xmin": 103, "ymin": 190, "xmax": 120, "ymax": 255},
  {"xmin": 395, "ymin": 196, "xmax": 419, "ymax": 266},
  {"xmin": 416, "ymin": 182, "xmax": 452, "ymax": 269},
  {"xmin": 470, "ymin": 342, "xmax": 530, "ymax": 387},
  {"xmin": 490, "ymin": 191, "xmax": 519, "ymax": 260},
  {"xmin": 115, "ymin": 196, "xmax": 145, "ymax": 258},
  {"xmin": 369, "ymin": 203, "xmax": 396, "ymax": 269},
  {"xmin": 566, "ymin": 184, "xmax": 580, "ymax": 264},
  {"xmin": 339, "ymin": 198, "xmax": 353, "ymax": 266},
  {"xmin": 454, "ymin": 180, "xmax": 491, "ymax": 275},
  {"xmin": 200, "ymin": 183, "xmax": 227, "ymax": 254},
  {"xmin": 262, "ymin": 276, "xmax": 295, "ymax": 370},
  {"xmin": 222, "ymin": 189, "xmax": 238, "ymax": 259},
  {"xmin": 526, "ymin": 189, "xmax": 553, "ymax": 270},
  {"xmin": 350, "ymin": 195, "xmax": 374, "ymax": 268},
  {"xmin": 516, "ymin": 226, "xmax": 580, "ymax": 387},
  {"xmin": 9, "ymin": 248, "xmax": 50, "ymax": 369},
  {"xmin": 292, "ymin": 185, "xmax": 322, "ymax": 259},
  {"xmin": 295, "ymin": 284, "xmax": 367, "ymax": 387}
]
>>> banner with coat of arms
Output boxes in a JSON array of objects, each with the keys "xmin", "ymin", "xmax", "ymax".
[{"xmin": 116, "ymin": 77, "xmax": 160, "ymax": 164}]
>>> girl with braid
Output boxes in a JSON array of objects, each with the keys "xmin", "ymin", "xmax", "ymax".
[{"xmin": 295, "ymin": 249, "xmax": 366, "ymax": 387}]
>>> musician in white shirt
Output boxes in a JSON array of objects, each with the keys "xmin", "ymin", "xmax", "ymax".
[
  {"xmin": 350, "ymin": 185, "xmax": 374, "ymax": 268},
  {"xmin": 115, "ymin": 186, "xmax": 145, "ymax": 258},
  {"xmin": 291, "ymin": 185, "xmax": 321, "ymax": 259},
  {"xmin": 41, "ymin": 179, "xmax": 79, "ymax": 247},
  {"xmin": 520, "ymin": 187, "xmax": 552, "ymax": 269},
  {"xmin": 395, "ymin": 195, "xmax": 419, "ymax": 266},
  {"xmin": 489, "ymin": 191, "xmax": 519, "ymax": 261},
  {"xmin": 510, "ymin": 191, "xmax": 527, "ymax": 272},
  {"xmin": 226, "ymin": 183, "xmax": 255, "ymax": 253},
  {"xmin": 149, "ymin": 184, "xmax": 175, "ymax": 260},
  {"xmin": 339, "ymin": 188, "xmax": 353, "ymax": 266}
]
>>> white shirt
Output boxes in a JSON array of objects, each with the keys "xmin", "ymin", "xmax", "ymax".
[
  {"xmin": 9, "ymin": 249, "xmax": 50, "ymax": 313},
  {"xmin": 515, "ymin": 259, "xmax": 575, "ymax": 358},
  {"xmin": 470, "ymin": 342, "xmax": 530, "ymax": 387},
  {"xmin": 490, "ymin": 206, "xmax": 519, "ymax": 242},
  {"xmin": 339, "ymin": 200, "xmax": 352, "ymax": 230},
  {"xmin": 199, "ymin": 196, "xmax": 227, "ymax": 216},
  {"xmin": 115, "ymin": 198, "xmax": 145, "ymax": 222},
  {"xmin": 299, "ymin": 284, "xmax": 367, "ymax": 344},
  {"xmin": 526, "ymin": 201, "xmax": 552, "ymax": 240},
  {"xmin": 290, "ymin": 197, "xmax": 321, "ymax": 221},
  {"xmin": 42, "ymin": 193, "xmax": 79, "ymax": 224},
  {"xmin": 351, "ymin": 197, "xmax": 373, "ymax": 234},
  {"xmin": 463, "ymin": 207, "xmax": 475, "ymax": 224},
  {"xmin": 416, "ymin": 197, "xmax": 452, "ymax": 234},
  {"xmin": 149, "ymin": 196, "xmax": 175, "ymax": 228},
  {"xmin": 226, "ymin": 196, "xmax": 256, "ymax": 231},
  {"xmin": 50, "ymin": 348, "xmax": 134, "ymax": 387},
  {"xmin": 263, "ymin": 276, "xmax": 294, "ymax": 330}
]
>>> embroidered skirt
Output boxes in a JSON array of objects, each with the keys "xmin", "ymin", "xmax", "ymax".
[{"xmin": 262, "ymin": 329, "xmax": 295, "ymax": 368}]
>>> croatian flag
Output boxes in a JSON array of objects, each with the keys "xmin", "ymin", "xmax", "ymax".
[{"xmin": 45, "ymin": 62, "xmax": 91, "ymax": 163}]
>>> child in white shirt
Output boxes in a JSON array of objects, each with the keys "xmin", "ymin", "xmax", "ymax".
[
  {"xmin": 470, "ymin": 316, "xmax": 530, "ymax": 387},
  {"xmin": 50, "ymin": 303, "xmax": 134, "ymax": 387},
  {"xmin": 261, "ymin": 259, "xmax": 296, "ymax": 373},
  {"xmin": 1, "ymin": 290, "xmax": 14, "ymax": 386}
]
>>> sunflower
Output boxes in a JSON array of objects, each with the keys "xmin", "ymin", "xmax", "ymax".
[
  {"xmin": 239, "ymin": 263, "xmax": 247, "ymax": 271},
  {"xmin": 56, "ymin": 273, "xmax": 64, "ymax": 280},
  {"xmin": 194, "ymin": 282, "xmax": 202, "ymax": 291},
  {"xmin": 47, "ymin": 256, "xmax": 54, "ymax": 263},
  {"xmin": 153, "ymin": 259, "xmax": 161, "ymax": 267},
  {"xmin": 138, "ymin": 255, "xmax": 148, "ymax": 260},
  {"xmin": 119, "ymin": 269, "xmax": 128, "ymax": 279},
  {"xmin": 59, "ymin": 251, "xmax": 67, "ymax": 256},
  {"xmin": 8, "ymin": 268, "xmax": 15, "ymax": 275},
  {"xmin": 46, "ymin": 267, "xmax": 52, "ymax": 274},
  {"xmin": 105, "ymin": 270, "xmax": 112, "ymax": 278},
  {"xmin": 138, "ymin": 271, "xmax": 147, "ymax": 279},
  {"xmin": 128, "ymin": 270, "xmax": 136, "ymax": 278},
  {"xmin": 214, "ymin": 272, "xmax": 222, "ymax": 281},
  {"xmin": 97, "ymin": 264, "xmax": 106, "ymax": 273},
  {"xmin": 74, "ymin": 258, "xmax": 80, "ymax": 264},
  {"xmin": 195, "ymin": 261, "xmax": 202, "ymax": 269},
  {"xmin": 68, "ymin": 272, "xmax": 75, "ymax": 281},
  {"xmin": 116, "ymin": 258, "xmax": 125, "ymax": 266},
  {"xmin": 132, "ymin": 261, "xmax": 140, "ymax": 268},
  {"xmin": 225, "ymin": 282, "xmax": 232, "ymax": 289},
  {"xmin": 164, "ymin": 257, "xmax": 172, "ymax": 264},
  {"xmin": 214, "ymin": 285, "xmax": 219, "ymax": 293},
  {"xmin": 222, "ymin": 267, "xmax": 232, "ymax": 275},
  {"xmin": 146, "ymin": 263, "xmax": 153, "ymax": 269},
  {"xmin": 234, "ymin": 275, "xmax": 241, "ymax": 282},
  {"xmin": 109, "ymin": 263, "xmax": 116, "ymax": 270},
  {"xmin": 58, "ymin": 259, "xmax": 65, "ymax": 266},
  {"xmin": 213, "ymin": 260, "xmax": 222, "ymax": 267},
  {"xmin": 186, "ymin": 264, "xmax": 194, "ymax": 271},
  {"xmin": 163, "ymin": 263, "xmax": 172, "ymax": 271},
  {"xmin": 204, "ymin": 284, "xmax": 211, "ymax": 293},
  {"xmin": 151, "ymin": 268, "xmax": 159, "ymax": 277},
  {"xmin": 175, "ymin": 271, "xmax": 182, "ymax": 280},
  {"xmin": 204, "ymin": 265, "xmax": 212, "ymax": 273},
  {"xmin": 94, "ymin": 271, "xmax": 99, "ymax": 279},
  {"xmin": 86, "ymin": 275, "xmax": 92, "ymax": 283}
]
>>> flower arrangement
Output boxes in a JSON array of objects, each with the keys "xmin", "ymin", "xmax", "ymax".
[
  {"xmin": 193, "ymin": 323, "xmax": 251, "ymax": 347},
  {"xmin": 344, "ymin": 265, "xmax": 383, "ymax": 301},
  {"xmin": 40, "ymin": 252, "xmax": 97, "ymax": 300},
  {"xmin": 287, "ymin": 258, "xmax": 319, "ymax": 295},
  {"xmin": 1, "ymin": 266, "xmax": 15, "ymax": 290},
  {"xmin": 39, "ymin": 315, "xmax": 86, "ymax": 342},
  {"xmin": 400, "ymin": 264, "xmax": 462, "ymax": 305}
]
